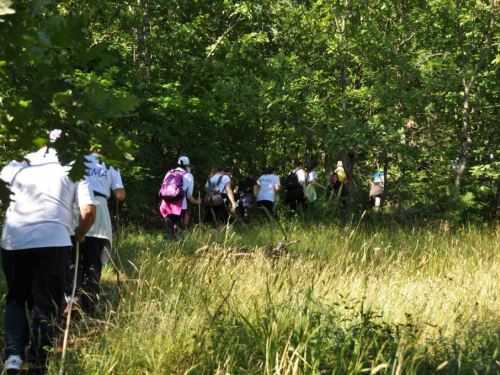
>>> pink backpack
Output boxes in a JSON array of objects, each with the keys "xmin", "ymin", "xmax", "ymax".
[{"xmin": 160, "ymin": 169, "xmax": 186, "ymax": 202}]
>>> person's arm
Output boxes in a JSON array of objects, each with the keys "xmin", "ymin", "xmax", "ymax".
[
  {"xmin": 311, "ymin": 179, "xmax": 325, "ymax": 189},
  {"xmin": 111, "ymin": 168, "xmax": 126, "ymax": 201},
  {"xmin": 300, "ymin": 171, "xmax": 306, "ymax": 197},
  {"xmin": 74, "ymin": 205, "xmax": 96, "ymax": 243},
  {"xmin": 253, "ymin": 183, "xmax": 260, "ymax": 197},
  {"xmin": 74, "ymin": 181, "xmax": 97, "ymax": 243},
  {"xmin": 188, "ymin": 195, "xmax": 201, "ymax": 204},
  {"xmin": 114, "ymin": 188, "xmax": 126, "ymax": 201},
  {"xmin": 225, "ymin": 181, "xmax": 237, "ymax": 212}
]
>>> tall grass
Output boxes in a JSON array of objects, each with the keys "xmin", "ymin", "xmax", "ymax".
[{"xmin": 45, "ymin": 221, "xmax": 500, "ymax": 374}]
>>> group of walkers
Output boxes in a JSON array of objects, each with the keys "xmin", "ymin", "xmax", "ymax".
[
  {"xmin": 159, "ymin": 159, "xmax": 283, "ymax": 242},
  {"xmin": 0, "ymin": 140, "xmax": 389, "ymax": 374},
  {"xmin": 158, "ymin": 157, "xmax": 353, "ymax": 241},
  {"xmin": 0, "ymin": 132, "xmax": 125, "ymax": 375}
]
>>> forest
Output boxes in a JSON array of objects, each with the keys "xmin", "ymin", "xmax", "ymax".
[
  {"xmin": 1, "ymin": 0, "xmax": 499, "ymax": 224},
  {"xmin": 2, "ymin": 2, "xmax": 500, "ymax": 374}
]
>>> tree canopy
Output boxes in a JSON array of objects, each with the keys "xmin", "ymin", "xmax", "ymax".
[{"xmin": 1, "ymin": 0, "xmax": 499, "ymax": 223}]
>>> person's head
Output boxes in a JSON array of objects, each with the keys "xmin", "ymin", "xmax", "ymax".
[
  {"xmin": 209, "ymin": 164, "xmax": 224, "ymax": 178},
  {"xmin": 224, "ymin": 166, "xmax": 232, "ymax": 177},
  {"xmin": 244, "ymin": 169, "xmax": 253, "ymax": 178},
  {"xmin": 307, "ymin": 160, "xmax": 319, "ymax": 172},
  {"xmin": 336, "ymin": 160, "xmax": 344, "ymax": 170},
  {"xmin": 264, "ymin": 166, "xmax": 275, "ymax": 175},
  {"xmin": 177, "ymin": 156, "xmax": 190, "ymax": 171},
  {"xmin": 294, "ymin": 160, "xmax": 304, "ymax": 169}
]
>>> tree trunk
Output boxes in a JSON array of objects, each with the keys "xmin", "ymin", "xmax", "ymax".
[
  {"xmin": 379, "ymin": 157, "xmax": 389, "ymax": 215},
  {"xmin": 343, "ymin": 149, "xmax": 356, "ymax": 220},
  {"xmin": 144, "ymin": 0, "xmax": 151, "ymax": 86},
  {"xmin": 455, "ymin": 83, "xmax": 470, "ymax": 190},
  {"xmin": 496, "ymin": 179, "xmax": 500, "ymax": 220}
]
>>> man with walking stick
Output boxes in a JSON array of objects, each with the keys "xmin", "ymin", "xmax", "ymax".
[
  {"xmin": 0, "ymin": 141, "xmax": 96, "ymax": 375},
  {"xmin": 65, "ymin": 150, "xmax": 126, "ymax": 316}
]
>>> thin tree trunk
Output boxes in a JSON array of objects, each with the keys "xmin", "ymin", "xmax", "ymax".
[
  {"xmin": 496, "ymin": 179, "xmax": 500, "ymax": 219},
  {"xmin": 379, "ymin": 157, "xmax": 389, "ymax": 215},
  {"xmin": 455, "ymin": 83, "xmax": 470, "ymax": 189},
  {"xmin": 144, "ymin": 0, "xmax": 151, "ymax": 86}
]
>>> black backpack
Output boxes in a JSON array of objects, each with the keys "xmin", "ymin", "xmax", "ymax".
[
  {"xmin": 205, "ymin": 175, "xmax": 225, "ymax": 207},
  {"xmin": 286, "ymin": 170, "xmax": 302, "ymax": 190}
]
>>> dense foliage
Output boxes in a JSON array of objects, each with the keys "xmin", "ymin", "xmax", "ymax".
[{"xmin": 1, "ymin": 0, "xmax": 499, "ymax": 222}]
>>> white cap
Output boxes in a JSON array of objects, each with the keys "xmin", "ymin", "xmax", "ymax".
[
  {"xmin": 178, "ymin": 156, "xmax": 190, "ymax": 166},
  {"xmin": 49, "ymin": 129, "xmax": 63, "ymax": 143},
  {"xmin": 337, "ymin": 161, "xmax": 343, "ymax": 167}
]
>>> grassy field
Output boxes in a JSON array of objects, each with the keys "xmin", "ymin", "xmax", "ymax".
[{"xmin": 2, "ymin": 218, "xmax": 500, "ymax": 374}]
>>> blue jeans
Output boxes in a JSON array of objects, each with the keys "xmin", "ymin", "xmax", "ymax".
[{"xmin": 2, "ymin": 246, "xmax": 69, "ymax": 367}]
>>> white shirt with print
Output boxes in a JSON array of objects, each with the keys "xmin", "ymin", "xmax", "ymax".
[
  {"xmin": 84, "ymin": 153, "xmax": 124, "ymax": 198},
  {"xmin": 256, "ymin": 174, "xmax": 280, "ymax": 202}
]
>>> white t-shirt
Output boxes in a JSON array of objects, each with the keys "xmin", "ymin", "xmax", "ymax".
[
  {"xmin": 307, "ymin": 171, "xmax": 318, "ymax": 184},
  {"xmin": 256, "ymin": 174, "xmax": 281, "ymax": 202},
  {"xmin": 84, "ymin": 153, "xmax": 124, "ymax": 198},
  {"xmin": 0, "ymin": 159, "xmax": 95, "ymax": 250},
  {"xmin": 163, "ymin": 168, "xmax": 194, "ymax": 210},
  {"xmin": 205, "ymin": 174, "xmax": 231, "ymax": 194},
  {"xmin": 290, "ymin": 168, "xmax": 306, "ymax": 184}
]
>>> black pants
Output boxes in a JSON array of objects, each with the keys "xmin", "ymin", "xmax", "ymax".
[
  {"xmin": 164, "ymin": 210, "xmax": 187, "ymax": 240},
  {"xmin": 286, "ymin": 197, "xmax": 305, "ymax": 215},
  {"xmin": 238, "ymin": 196, "xmax": 254, "ymax": 225},
  {"xmin": 205, "ymin": 205, "xmax": 229, "ymax": 228},
  {"xmin": 67, "ymin": 237, "xmax": 104, "ymax": 311},
  {"xmin": 2, "ymin": 246, "xmax": 70, "ymax": 366},
  {"xmin": 257, "ymin": 200, "xmax": 274, "ymax": 216}
]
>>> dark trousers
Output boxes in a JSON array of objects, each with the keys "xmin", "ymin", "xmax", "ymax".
[
  {"xmin": 238, "ymin": 196, "xmax": 254, "ymax": 225},
  {"xmin": 205, "ymin": 205, "xmax": 229, "ymax": 228},
  {"xmin": 67, "ymin": 237, "xmax": 104, "ymax": 311},
  {"xmin": 164, "ymin": 210, "xmax": 187, "ymax": 240},
  {"xmin": 287, "ymin": 198, "xmax": 305, "ymax": 215},
  {"xmin": 2, "ymin": 246, "xmax": 70, "ymax": 366},
  {"xmin": 257, "ymin": 200, "xmax": 274, "ymax": 216}
]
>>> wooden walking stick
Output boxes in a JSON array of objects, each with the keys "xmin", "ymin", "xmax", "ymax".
[
  {"xmin": 59, "ymin": 241, "xmax": 79, "ymax": 375},
  {"xmin": 198, "ymin": 191, "xmax": 201, "ymax": 224}
]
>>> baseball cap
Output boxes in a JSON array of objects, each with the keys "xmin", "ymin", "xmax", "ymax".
[{"xmin": 178, "ymin": 156, "xmax": 190, "ymax": 165}]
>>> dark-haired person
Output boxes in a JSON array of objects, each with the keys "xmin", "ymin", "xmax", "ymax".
[
  {"xmin": 234, "ymin": 169, "xmax": 260, "ymax": 224},
  {"xmin": 160, "ymin": 156, "xmax": 201, "ymax": 245},
  {"xmin": 285, "ymin": 160, "xmax": 306, "ymax": 214},
  {"xmin": 256, "ymin": 167, "xmax": 281, "ymax": 215},
  {"xmin": 0, "ymin": 144, "xmax": 96, "ymax": 374},
  {"xmin": 205, "ymin": 165, "xmax": 237, "ymax": 228}
]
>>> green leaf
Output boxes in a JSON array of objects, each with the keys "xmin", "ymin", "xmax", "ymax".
[{"xmin": 0, "ymin": 0, "xmax": 15, "ymax": 19}]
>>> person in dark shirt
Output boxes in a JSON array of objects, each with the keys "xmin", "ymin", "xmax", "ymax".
[{"xmin": 234, "ymin": 169, "xmax": 260, "ymax": 225}]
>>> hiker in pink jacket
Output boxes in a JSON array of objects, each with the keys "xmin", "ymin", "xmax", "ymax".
[{"xmin": 159, "ymin": 156, "xmax": 201, "ymax": 245}]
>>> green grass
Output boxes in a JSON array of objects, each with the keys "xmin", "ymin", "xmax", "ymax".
[{"xmin": 3, "ymin": 219, "xmax": 500, "ymax": 374}]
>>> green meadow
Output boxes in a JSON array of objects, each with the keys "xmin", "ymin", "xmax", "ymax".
[{"xmin": 14, "ymin": 220, "xmax": 498, "ymax": 374}]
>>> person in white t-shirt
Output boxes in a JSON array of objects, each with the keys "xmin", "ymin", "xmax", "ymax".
[
  {"xmin": 0, "ymin": 150, "xmax": 96, "ymax": 373},
  {"xmin": 65, "ymin": 151, "xmax": 126, "ymax": 315},
  {"xmin": 160, "ymin": 156, "xmax": 201, "ymax": 243},
  {"xmin": 285, "ymin": 160, "xmax": 306, "ymax": 214},
  {"xmin": 204, "ymin": 165, "xmax": 237, "ymax": 228},
  {"xmin": 256, "ymin": 167, "xmax": 281, "ymax": 214}
]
